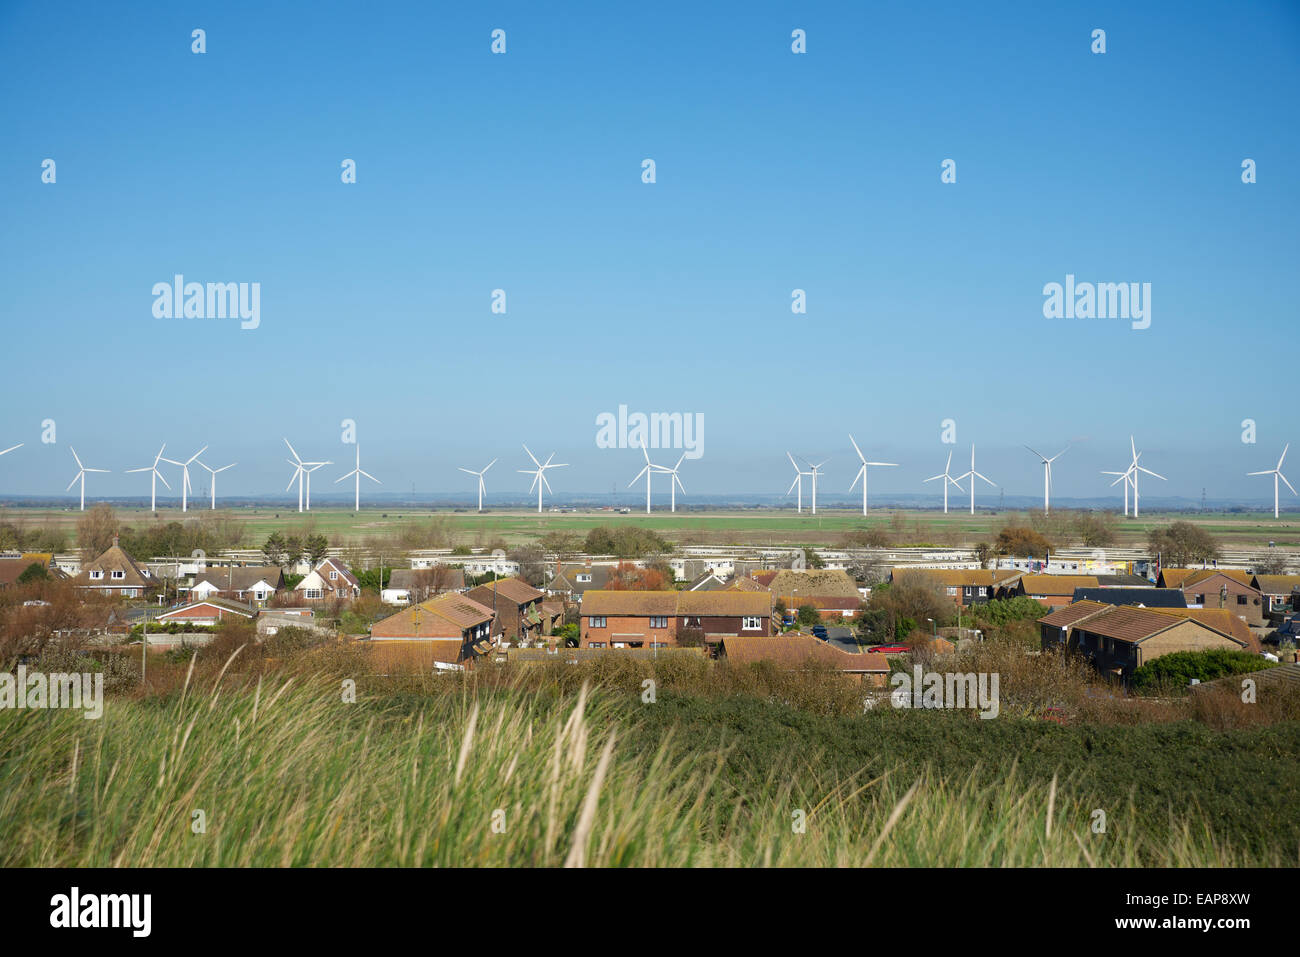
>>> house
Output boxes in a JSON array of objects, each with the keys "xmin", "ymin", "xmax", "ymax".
[
  {"xmin": 1006, "ymin": 575, "xmax": 1099, "ymax": 608},
  {"xmin": 295, "ymin": 557, "xmax": 361, "ymax": 603},
  {"xmin": 368, "ymin": 592, "xmax": 497, "ymax": 666},
  {"xmin": 890, "ymin": 568, "xmax": 1022, "ymax": 609},
  {"xmin": 766, "ymin": 569, "xmax": 860, "ymax": 599},
  {"xmin": 154, "ymin": 597, "xmax": 257, "ymax": 628},
  {"xmin": 1070, "ymin": 587, "xmax": 1187, "ymax": 609},
  {"xmin": 776, "ymin": 594, "xmax": 863, "ymax": 621},
  {"xmin": 381, "ymin": 567, "xmax": 465, "ymax": 606},
  {"xmin": 1156, "ymin": 569, "xmax": 1265, "ymax": 626},
  {"xmin": 190, "ymin": 566, "xmax": 284, "ymax": 607},
  {"xmin": 466, "ymin": 577, "xmax": 548, "ymax": 643},
  {"xmin": 687, "ymin": 571, "xmax": 730, "ymax": 591},
  {"xmin": 1250, "ymin": 574, "xmax": 1300, "ymax": 614},
  {"xmin": 579, "ymin": 590, "xmax": 772, "ymax": 649},
  {"xmin": 720, "ymin": 634, "xmax": 891, "ymax": 687},
  {"xmin": 544, "ymin": 563, "xmax": 612, "ymax": 602},
  {"xmin": 73, "ymin": 538, "xmax": 152, "ymax": 598},
  {"xmin": 1038, "ymin": 601, "xmax": 1255, "ymax": 678}
]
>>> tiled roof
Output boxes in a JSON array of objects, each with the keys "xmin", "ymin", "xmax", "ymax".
[
  {"xmin": 1017, "ymin": 574, "xmax": 1099, "ymax": 594},
  {"xmin": 1148, "ymin": 607, "xmax": 1258, "ymax": 652},
  {"xmin": 581, "ymin": 589, "xmax": 772, "ymax": 618},
  {"xmin": 891, "ymin": 568, "xmax": 1020, "ymax": 588},
  {"xmin": 469, "ymin": 576, "xmax": 545, "ymax": 606},
  {"xmin": 193, "ymin": 565, "xmax": 284, "ymax": 592},
  {"xmin": 1070, "ymin": 588, "xmax": 1188, "ymax": 608},
  {"xmin": 678, "ymin": 590, "xmax": 772, "ymax": 616},
  {"xmin": 1038, "ymin": 600, "xmax": 1112, "ymax": 628},
  {"xmin": 1077, "ymin": 605, "xmax": 1189, "ymax": 643},
  {"xmin": 1251, "ymin": 574, "xmax": 1300, "ymax": 595},
  {"xmin": 75, "ymin": 544, "xmax": 151, "ymax": 588},
  {"xmin": 371, "ymin": 592, "xmax": 495, "ymax": 638}
]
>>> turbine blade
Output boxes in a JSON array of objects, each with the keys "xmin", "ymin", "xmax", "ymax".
[
  {"xmin": 156, "ymin": 471, "xmax": 171, "ymax": 490},
  {"xmin": 522, "ymin": 444, "xmax": 540, "ymax": 467},
  {"xmin": 630, "ymin": 466, "xmax": 648, "ymax": 487},
  {"xmin": 0, "ymin": 444, "xmax": 24, "ymax": 457},
  {"xmin": 1024, "ymin": 445, "xmax": 1045, "ymax": 460},
  {"xmin": 788, "ymin": 475, "xmax": 801, "ymax": 495},
  {"xmin": 361, "ymin": 470, "xmax": 379, "ymax": 484},
  {"xmin": 1281, "ymin": 472, "xmax": 1298, "ymax": 496},
  {"xmin": 284, "ymin": 438, "xmax": 301, "ymax": 463},
  {"xmin": 458, "ymin": 467, "xmax": 477, "ymax": 475},
  {"xmin": 1280, "ymin": 444, "xmax": 1290, "ymax": 470},
  {"xmin": 66, "ymin": 474, "xmax": 80, "ymax": 491},
  {"xmin": 483, "ymin": 458, "xmax": 497, "ymax": 473},
  {"xmin": 849, "ymin": 434, "xmax": 865, "ymax": 462},
  {"xmin": 849, "ymin": 466, "xmax": 864, "ymax": 491}
]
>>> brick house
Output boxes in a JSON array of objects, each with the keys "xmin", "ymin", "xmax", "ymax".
[
  {"xmin": 466, "ymin": 576, "xmax": 547, "ymax": 644},
  {"xmin": 1156, "ymin": 569, "xmax": 1265, "ymax": 626},
  {"xmin": 579, "ymin": 590, "xmax": 772, "ymax": 649},
  {"xmin": 190, "ymin": 566, "xmax": 284, "ymax": 607},
  {"xmin": 890, "ymin": 568, "xmax": 1022, "ymax": 609},
  {"xmin": 74, "ymin": 538, "xmax": 152, "ymax": 598},
  {"xmin": 369, "ymin": 592, "xmax": 497, "ymax": 667},
  {"xmin": 295, "ymin": 557, "xmax": 361, "ymax": 603},
  {"xmin": 1038, "ymin": 601, "xmax": 1256, "ymax": 679}
]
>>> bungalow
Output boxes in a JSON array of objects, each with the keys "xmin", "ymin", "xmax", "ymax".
[
  {"xmin": 155, "ymin": 597, "xmax": 257, "ymax": 628},
  {"xmin": 295, "ymin": 557, "xmax": 361, "ymax": 603},
  {"xmin": 1250, "ymin": 574, "xmax": 1300, "ymax": 614},
  {"xmin": 1006, "ymin": 574, "xmax": 1100, "ymax": 608},
  {"xmin": 190, "ymin": 565, "xmax": 284, "ymax": 607},
  {"xmin": 1156, "ymin": 569, "xmax": 1265, "ymax": 626},
  {"xmin": 1038, "ymin": 601, "xmax": 1254, "ymax": 678},
  {"xmin": 74, "ymin": 538, "xmax": 152, "ymax": 598},
  {"xmin": 369, "ymin": 592, "xmax": 497, "ymax": 666},
  {"xmin": 1070, "ymin": 587, "xmax": 1187, "ymax": 609},
  {"xmin": 381, "ymin": 567, "xmax": 465, "ymax": 606},
  {"xmin": 720, "ymin": 634, "xmax": 890, "ymax": 687},
  {"xmin": 466, "ymin": 576, "xmax": 548, "ymax": 644}
]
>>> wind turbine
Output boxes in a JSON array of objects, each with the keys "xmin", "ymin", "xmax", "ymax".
[
  {"xmin": 125, "ymin": 443, "xmax": 171, "ymax": 512},
  {"xmin": 1101, "ymin": 468, "xmax": 1134, "ymax": 516},
  {"xmin": 302, "ymin": 461, "xmax": 331, "ymax": 511},
  {"xmin": 786, "ymin": 452, "xmax": 812, "ymax": 513},
  {"xmin": 1118, "ymin": 436, "xmax": 1164, "ymax": 518},
  {"xmin": 160, "ymin": 445, "xmax": 207, "ymax": 513},
  {"xmin": 627, "ymin": 444, "xmax": 682, "ymax": 514},
  {"xmin": 1248, "ymin": 443, "xmax": 1295, "ymax": 519},
  {"xmin": 336, "ymin": 446, "xmax": 380, "ymax": 511},
  {"xmin": 954, "ymin": 445, "xmax": 996, "ymax": 515},
  {"xmin": 661, "ymin": 453, "xmax": 686, "ymax": 513},
  {"xmin": 518, "ymin": 444, "xmax": 567, "ymax": 513},
  {"xmin": 1025, "ymin": 444, "xmax": 1068, "ymax": 514},
  {"xmin": 458, "ymin": 458, "xmax": 497, "ymax": 512},
  {"xmin": 0, "ymin": 442, "xmax": 21, "ymax": 459},
  {"xmin": 848, "ymin": 435, "xmax": 897, "ymax": 515},
  {"xmin": 923, "ymin": 450, "xmax": 966, "ymax": 514},
  {"xmin": 196, "ymin": 459, "xmax": 236, "ymax": 510},
  {"xmin": 65, "ymin": 447, "xmax": 108, "ymax": 511},
  {"xmin": 283, "ymin": 439, "xmax": 331, "ymax": 512}
]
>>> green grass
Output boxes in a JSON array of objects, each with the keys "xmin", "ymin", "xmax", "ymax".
[{"xmin": 0, "ymin": 670, "xmax": 1293, "ymax": 866}]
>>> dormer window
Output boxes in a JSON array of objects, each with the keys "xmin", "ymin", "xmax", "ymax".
[
  {"xmin": 112, "ymin": 570, "xmax": 125, "ymax": 580},
  {"xmin": 89, "ymin": 570, "xmax": 103, "ymax": 580}
]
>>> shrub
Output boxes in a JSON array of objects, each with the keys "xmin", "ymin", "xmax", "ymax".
[{"xmin": 1131, "ymin": 649, "xmax": 1274, "ymax": 695}]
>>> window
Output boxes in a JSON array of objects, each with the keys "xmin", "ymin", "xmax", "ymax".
[
  {"xmin": 649, "ymin": 616, "xmax": 668, "ymax": 629},
  {"xmin": 946, "ymin": 586, "xmax": 958, "ymax": 596},
  {"xmin": 329, "ymin": 570, "xmax": 338, "ymax": 581},
  {"xmin": 89, "ymin": 570, "xmax": 103, "ymax": 580},
  {"xmin": 1236, "ymin": 594, "xmax": 1247, "ymax": 605},
  {"xmin": 306, "ymin": 588, "xmax": 322, "ymax": 599},
  {"xmin": 255, "ymin": 591, "xmax": 266, "ymax": 601},
  {"xmin": 577, "ymin": 574, "xmax": 591, "ymax": 583},
  {"xmin": 650, "ymin": 642, "xmax": 667, "ymax": 648},
  {"xmin": 589, "ymin": 616, "xmax": 607, "ymax": 628},
  {"xmin": 588, "ymin": 642, "xmax": 606, "ymax": 649},
  {"xmin": 121, "ymin": 588, "xmax": 133, "ymax": 596},
  {"xmin": 742, "ymin": 616, "xmax": 761, "ymax": 630},
  {"xmin": 112, "ymin": 570, "xmax": 125, "ymax": 580},
  {"xmin": 1195, "ymin": 594, "xmax": 1205, "ymax": 604},
  {"xmin": 977, "ymin": 587, "xmax": 987, "ymax": 597}
]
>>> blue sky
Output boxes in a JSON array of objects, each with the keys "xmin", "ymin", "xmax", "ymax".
[{"xmin": 1, "ymin": 1, "xmax": 1298, "ymax": 505}]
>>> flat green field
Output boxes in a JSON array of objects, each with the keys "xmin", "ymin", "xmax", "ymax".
[{"xmin": 6, "ymin": 504, "xmax": 1300, "ymax": 551}]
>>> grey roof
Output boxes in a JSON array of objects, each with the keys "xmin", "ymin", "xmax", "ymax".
[
  {"xmin": 1093, "ymin": 573, "xmax": 1156, "ymax": 587},
  {"xmin": 1071, "ymin": 587, "xmax": 1188, "ymax": 608}
]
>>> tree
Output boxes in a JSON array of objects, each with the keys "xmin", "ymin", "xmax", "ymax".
[
  {"xmin": 305, "ymin": 533, "xmax": 330, "ymax": 566},
  {"xmin": 1075, "ymin": 510, "xmax": 1118, "ymax": 548},
  {"xmin": 582, "ymin": 525, "xmax": 672, "ymax": 559},
  {"xmin": 284, "ymin": 535, "xmax": 304, "ymax": 569},
  {"xmin": 76, "ymin": 503, "xmax": 119, "ymax": 559},
  {"xmin": 1148, "ymin": 521, "xmax": 1220, "ymax": 567},
  {"xmin": 510, "ymin": 544, "xmax": 550, "ymax": 587},
  {"xmin": 606, "ymin": 562, "xmax": 669, "ymax": 591},
  {"xmin": 16, "ymin": 562, "xmax": 49, "ymax": 584},
  {"xmin": 796, "ymin": 604, "xmax": 822, "ymax": 627},
  {"xmin": 994, "ymin": 524, "xmax": 1053, "ymax": 557},
  {"xmin": 868, "ymin": 579, "xmax": 950, "ymax": 637},
  {"xmin": 1253, "ymin": 551, "xmax": 1289, "ymax": 576},
  {"xmin": 974, "ymin": 542, "xmax": 993, "ymax": 566},
  {"xmin": 263, "ymin": 532, "xmax": 287, "ymax": 567}
]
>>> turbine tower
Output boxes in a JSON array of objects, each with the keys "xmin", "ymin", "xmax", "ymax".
[
  {"xmin": 458, "ymin": 458, "xmax": 497, "ymax": 512},
  {"xmin": 283, "ymin": 439, "xmax": 330, "ymax": 512},
  {"xmin": 518, "ymin": 444, "xmax": 567, "ymax": 513},
  {"xmin": 196, "ymin": 459, "xmax": 236, "ymax": 510},
  {"xmin": 1124, "ymin": 436, "xmax": 1164, "ymax": 518},
  {"xmin": 661, "ymin": 453, "xmax": 686, "ymax": 513},
  {"xmin": 923, "ymin": 450, "xmax": 966, "ymax": 514},
  {"xmin": 1025, "ymin": 444, "xmax": 1068, "ymax": 514},
  {"xmin": 1102, "ymin": 467, "xmax": 1134, "ymax": 516},
  {"xmin": 848, "ymin": 434, "xmax": 898, "ymax": 515},
  {"xmin": 954, "ymin": 445, "xmax": 996, "ymax": 515},
  {"xmin": 66, "ymin": 447, "xmax": 108, "ymax": 511},
  {"xmin": 336, "ymin": 445, "xmax": 380, "ymax": 511},
  {"xmin": 126, "ymin": 443, "xmax": 171, "ymax": 512},
  {"xmin": 302, "ymin": 461, "xmax": 331, "ymax": 511},
  {"xmin": 160, "ymin": 445, "xmax": 207, "ymax": 513},
  {"xmin": 628, "ymin": 444, "xmax": 680, "ymax": 514},
  {"xmin": 1248, "ymin": 443, "xmax": 1295, "ymax": 519},
  {"xmin": 786, "ymin": 452, "xmax": 812, "ymax": 513}
]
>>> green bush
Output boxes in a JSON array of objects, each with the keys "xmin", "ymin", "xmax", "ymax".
[{"xmin": 1131, "ymin": 649, "xmax": 1275, "ymax": 695}]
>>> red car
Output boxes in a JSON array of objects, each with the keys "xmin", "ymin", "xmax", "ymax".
[{"xmin": 871, "ymin": 644, "xmax": 910, "ymax": 654}]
